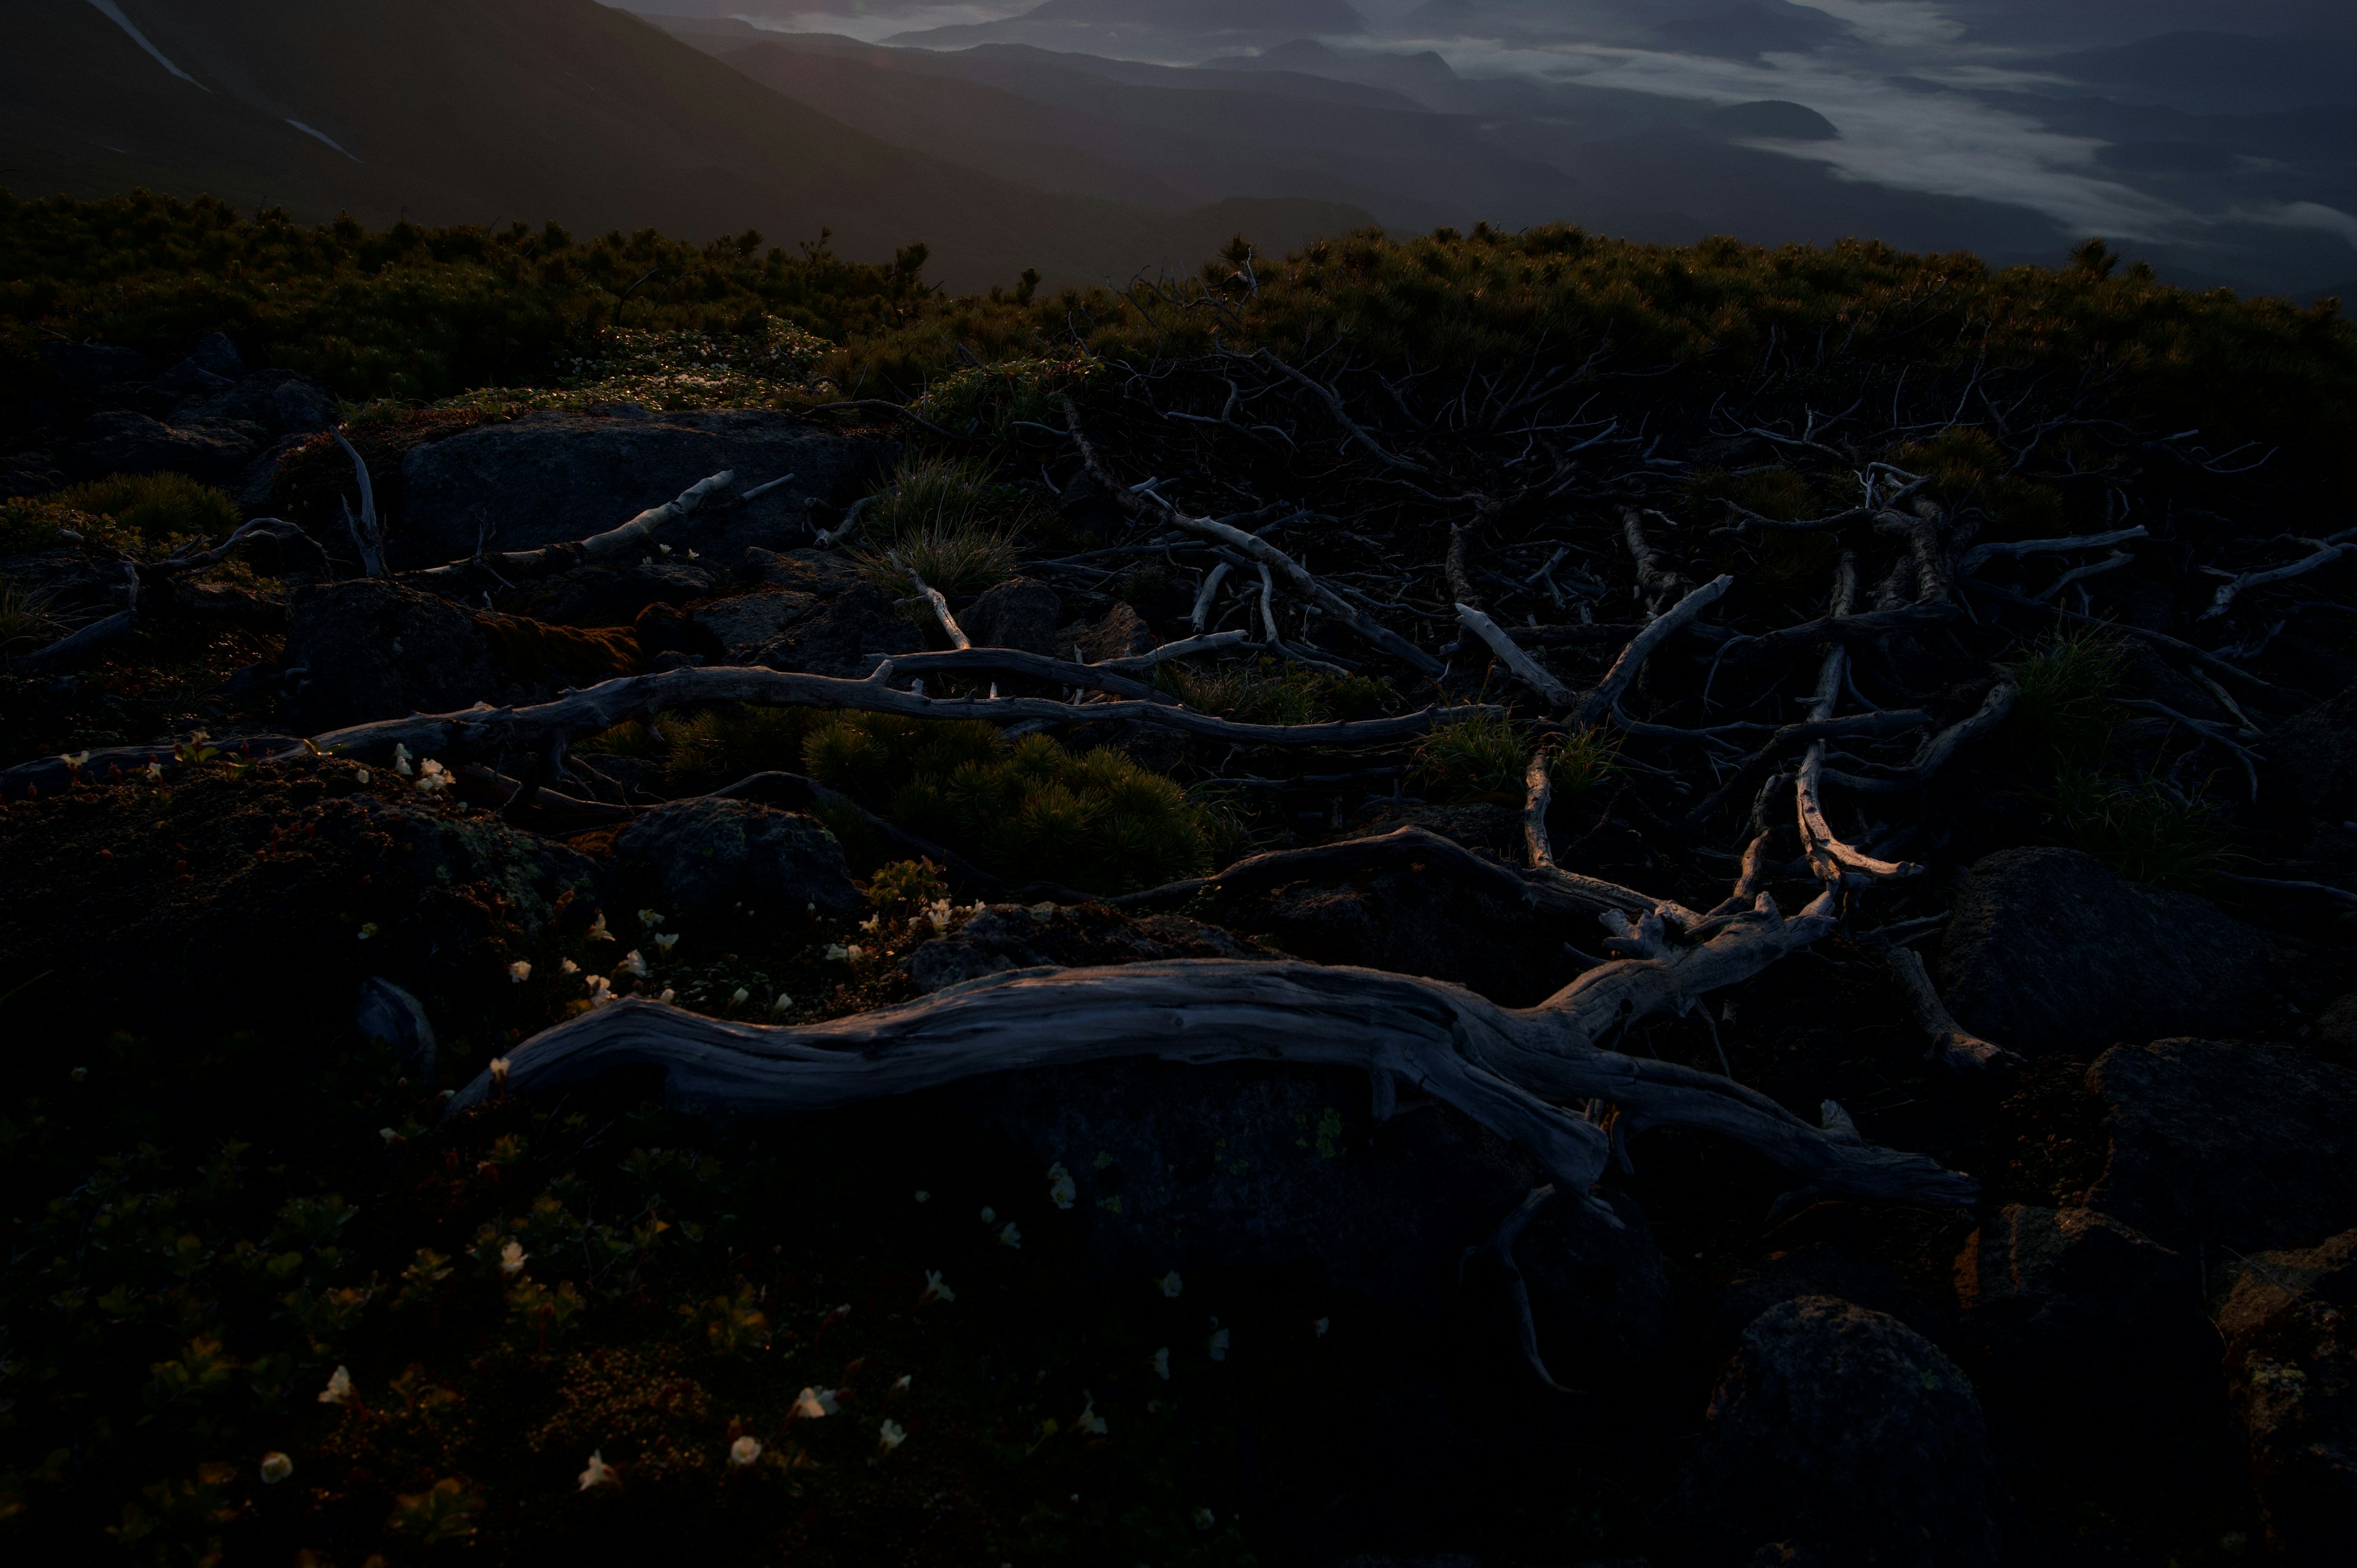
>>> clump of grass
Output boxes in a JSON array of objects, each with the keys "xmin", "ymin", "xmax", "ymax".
[
  {"xmin": 1159, "ymin": 657, "xmax": 1394, "ymax": 725},
  {"xmin": 849, "ymin": 455, "xmax": 1028, "ymax": 600},
  {"xmin": 576, "ymin": 707, "xmax": 1213, "ymax": 891},
  {"xmin": 48, "ymin": 471, "xmax": 238, "ymax": 541},
  {"xmin": 1549, "ymin": 725, "xmax": 1620, "ymax": 798},
  {"xmin": 1885, "ymin": 426, "xmax": 2068, "ymax": 541},
  {"xmin": 808, "ymin": 716, "xmax": 1210, "ymax": 892},
  {"xmin": 1410, "ymin": 713, "xmax": 1531, "ymax": 801},
  {"xmin": 0, "ymin": 577, "xmax": 64, "ymax": 653},
  {"xmin": 2007, "ymin": 625, "xmax": 2127, "ymax": 771},
  {"xmin": 2043, "ymin": 766, "xmax": 2226, "ymax": 889}
]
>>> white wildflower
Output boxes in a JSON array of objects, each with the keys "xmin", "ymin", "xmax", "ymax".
[
  {"xmin": 560, "ymin": 958, "xmax": 580, "ymax": 975},
  {"xmin": 659, "ymin": 987, "xmax": 675, "ymax": 1003},
  {"xmin": 859, "ymin": 914, "xmax": 883, "ymax": 934},
  {"xmin": 393, "ymin": 744, "xmax": 414, "ymax": 778},
  {"xmin": 379, "ymin": 1127, "xmax": 399, "ymax": 1145},
  {"xmin": 1047, "ymin": 1162, "xmax": 1076, "ymax": 1210},
  {"xmin": 1193, "ymin": 1507, "xmax": 1216, "ymax": 1531},
  {"xmin": 260, "ymin": 1451, "xmax": 293, "ymax": 1484},
  {"xmin": 62, "ymin": 751, "xmax": 90, "ymax": 767},
  {"xmin": 1151, "ymin": 1346, "xmax": 1170, "ymax": 1380},
  {"xmin": 729, "ymin": 1435, "xmax": 761, "ymax": 1468},
  {"xmin": 318, "ymin": 1366, "xmax": 353, "ymax": 1405},
  {"xmin": 147, "ymin": 760, "xmax": 166, "ymax": 780},
  {"xmin": 846, "ymin": 943, "xmax": 866, "ymax": 960},
  {"xmin": 1076, "ymin": 1392, "xmax": 1108, "ymax": 1436},
  {"xmin": 508, "ymin": 960, "xmax": 532, "ymax": 983},
  {"xmin": 877, "ymin": 1418, "xmax": 907, "ymax": 1453},
  {"xmin": 919, "ymin": 1270, "xmax": 954, "ymax": 1305},
  {"xmin": 890, "ymin": 1374, "xmax": 912, "ymax": 1394},
  {"xmin": 585, "ymin": 913, "xmax": 614, "ymax": 942},
  {"xmin": 654, "ymin": 932, "xmax": 678, "ymax": 954},
  {"xmin": 500, "ymin": 1240, "xmax": 527, "ymax": 1276},
  {"xmin": 997, "ymin": 1221, "xmax": 1021, "ymax": 1248},
  {"xmin": 770, "ymin": 991, "xmax": 793, "ymax": 1015},
  {"xmin": 1207, "ymin": 1326, "xmax": 1230, "ymax": 1362},
  {"xmin": 1159, "ymin": 1271, "xmax": 1183, "ymax": 1298},
  {"xmin": 585, "ymin": 975, "xmax": 614, "ymax": 1006},
  {"xmin": 729, "ymin": 986, "xmax": 749, "ymax": 1005},
  {"xmin": 618, "ymin": 949, "xmax": 649, "ymax": 979},
  {"xmin": 790, "ymin": 1386, "xmax": 839, "ymax": 1421},
  {"xmin": 579, "ymin": 1449, "xmax": 617, "ymax": 1490},
  {"xmin": 638, "ymin": 908, "xmax": 663, "ymax": 929},
  {"xmin": 822, "ymin": 944, "xmax": 850, "ymax": 962},
  {"xmin": 413, "ymin": 759, "xmax": 451, "ymax": 794},
  {"xmin": 489, "ymin": 1057, "xmax": 511, "ymax": 1090}
]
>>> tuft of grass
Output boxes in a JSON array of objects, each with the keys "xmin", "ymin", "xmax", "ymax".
[
  {"xmin": 2042, "ymin": 766, "xmax": 2226, "ymax": 889},
  {"xmin": 1884, "ymin": 426, "xmax": 2069, "ymax": 541},
  {"xmin": 849, "ymin": 455, "xmax": 1026, "ymax": 600},
  {"xmin": 1159, "ymin": 657, "xmax": 1395, "ymax": 725},
  {"xmin": 1410, "ymin": 712, "xmax": 1532, "ymax": 801},
  {"xmin": 2007, "ymin": 625, "xmax": 2127, "ymax": 771},
  {"xmin": 0, "ymin": 577, "xmax": 64, "ymax": 653},
  {"xmin": 1549, "ymin": 725, "xmax": 1621, "ymax": 798},
  {"xmin": 48, "ymin": 471, "xmax": 239, "ymax": 542}
]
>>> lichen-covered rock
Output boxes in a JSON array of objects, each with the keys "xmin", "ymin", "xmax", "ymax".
[
  {"xmin": 614, "ymin": 798, "xmax": 861, "ymax": 916},
  {"xmin": 1937, "ymin": 846, "xmax": 2289, "ymax": 1054},
  {"xmin": 1059, "ymin": 600, "xmax": 1154, "ymax": 661},
  {"xmin": 2086, "ymin": 1038, "xmax": 2357, "ymax": 1254},
  {"xmin": 755, "ymin": 582, "xmax": 923, "ymax": 677},
  {"xmin": 2215, "ymin": 1229, "xmax": 2357, "ymax": 1563},
  {"xmin": 398, "ymin": 408, "xmax": 892, "ymax": 557},
  {"xmin": 283, "ymin": 580, "xmax": 639, "ymax": 730},
  {"xmin": 692, "ymin": 590, "xmax": 812, "ymax": 658},
  {"xmin": 1676, "ymin": 1296, "xmax": 2035, "ymax": 1566}
]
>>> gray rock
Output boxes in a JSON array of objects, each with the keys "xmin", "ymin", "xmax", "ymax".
[
  {"xmin": 614, "ymin": 798, "xmax": 861, "ymax": 916},
  {"xmin": 41, "ymin": 341, "xmax": 151, "ymax": 390},
  {"xmin": 1676, "ymin": 1296, "xmax": 2036, "ymax": 1567},
  {"xmin": 171, "ymin": 368, "xmax": 338, "ymax": 438},
  {"xmin": 397, "ymin": 409, "xmax": 893, "ymax": 557},
  {"xmin": 65, "ymin": 411, "xmax": 261, "ymax": 484},
  {"xmin": 907, "ymin": 902, "xmax": 1268, "ymax": 993},
  {"xmin": 694, "ymin": 590, "xmax": 813, "ymax": 658},
  {"xmin": 956, "ymin": 1055, "xmax": 1671, "ymax": 1370},
  {"xmin": 758, "ymin": 582, "xmax": 923, "ymax": 678},
  {"xmin": 282, "ymin": 581, "xmax": 640, "ymax": 729},
  {"xmin": 2274, "ymin": 684, "xmax": 2357, "ymax": 819},
  {"xmin": 1718, "ymin": 1242, "xmax": 1952, "ymax": 1348},
  {"xmin": 1937, "ymin": 846, "xmax": 2286, "ymax": 1055},
  {"xmin": 2086, "ymin": 1037, "xmax": 2357, "ymax": 1254},
  {"xmin": 2215, "ymin": 1229, "xmax": 2357, "ymax": 1563},
  {"xmin": 959, "ymin": 576, "xmax": 1063, "ymax": 655},
  {"xmin": 514, "ymin": 562, "xmax": 717, "ymax": 627},
  {"xmin": 281, "ymin": 579, "xmax": 513, "ymax": 730},
  {"xmin": 1061, "ymin": 600, "xmax": 1155, "ymax": 662},
  {"xmin": 1954, "ymin": 1205, "xmax": 2219, "ymax": 1488}
]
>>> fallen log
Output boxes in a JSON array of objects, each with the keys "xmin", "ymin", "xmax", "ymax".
[{"xmin": 449, "ymin": 912, "xmax": 1980, "ymax": 1213}]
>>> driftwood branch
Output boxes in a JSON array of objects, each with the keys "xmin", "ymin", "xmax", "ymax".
[
  {"xmin": 306, "ymin": 665, "xmax": 1499, "ymax": 765},
  {"xmin": 1887, "ymin": 946, "xmax": 2022, "ymax": 1075},
  {"xmin": 451, "ymin": 938, "xmax": 1979, "ymax": 1213},
  {"xmin": 1458, "ymin": 603, "xmax": 1573, "ymax": 707},
  {"xmin": 1576, "ymin": 575, "xmax": 1733, "ymax": 727}
]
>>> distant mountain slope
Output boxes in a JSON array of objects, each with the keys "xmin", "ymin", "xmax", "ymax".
[{"xmin": 0, "ymin": 0, "xmax": 1371, "ymax": 289}]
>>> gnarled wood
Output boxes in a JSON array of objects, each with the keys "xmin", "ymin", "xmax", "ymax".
[{"xmin": 449, "ymin": 908, "xmax": 1980, "ymax": 1213}]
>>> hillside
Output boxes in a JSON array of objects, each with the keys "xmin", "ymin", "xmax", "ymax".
[{"xmin": 0, "ymin": 0, "xmax": 1371, "ymax": 289}]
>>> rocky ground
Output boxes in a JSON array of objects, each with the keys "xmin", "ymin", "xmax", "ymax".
[{"xmin": 3, "ymin": 322, "xmax": 2355, "ymax": 1568}]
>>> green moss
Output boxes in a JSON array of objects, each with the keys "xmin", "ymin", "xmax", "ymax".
[{"xmin": 1158, "ymin": 657, "xmax": 1394, "ymax": 726}]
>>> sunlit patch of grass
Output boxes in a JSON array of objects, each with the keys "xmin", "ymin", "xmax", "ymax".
[
  {"xmin": 849, "ymin": 455, "xmax": 1027, "ymax": 600},
  {"xmin": 1158, "ymin": 657, "xmax": 1395, "ymax": 725},
  {"xmin": 1409, "ymin": 712, "xmax": 1531, "ymax": 801},
  {"xmin": 48, "ymin": 471, "xmax": 239, "ymax": 542},
  {"xmin": 1548, "ymin": 724, "xmax": 1620, "ymax": 798}
]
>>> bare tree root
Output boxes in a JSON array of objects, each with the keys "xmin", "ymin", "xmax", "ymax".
[{"xmin": 449, "ymin": 914, "xmax": 1980, "ymax": 1214}]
